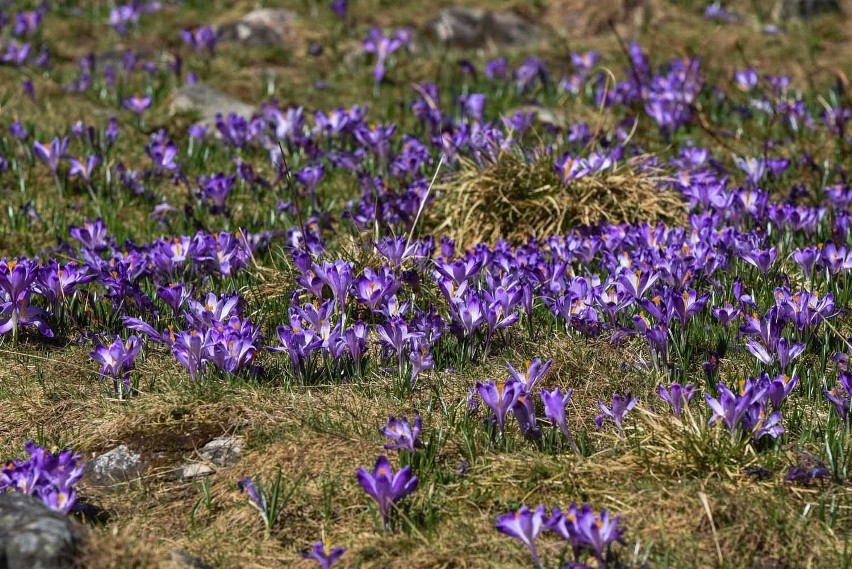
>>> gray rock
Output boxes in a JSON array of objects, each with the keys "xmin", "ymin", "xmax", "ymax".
[
  {"xmin": 169, "ymin": 83, "xmax": 255, "ymax": 125},
  {"xmin": 168, "ymin": 549, "xmax": 215, "ymax": 569},
  {"xmin": 425, "ymin": 7, "xmax": 537, "ymax": 49},
  {"xmin": 176, "ymin": 462, "xmax": 214, "ymax": 480},
  {"xmin": 774, "ymin": 0, "xmax": 840, "ymax": 19},
  {"xmin": 199, "ymin": 436, "xmax": 243, "ymax": 467},
  {"xmin": 0, "ymin": 493, "xmax": 84, "ymax": 569},
  {"xmin": 88, "ymin": 445, "xmax": 143, "ymax": 487},
  {"xmin": 218, "ymin": 8, "xmax": 297, "ymax": 49},
  {"xmin": 242, "ymin": 8, "xmax": 297, "ymax": 38}
]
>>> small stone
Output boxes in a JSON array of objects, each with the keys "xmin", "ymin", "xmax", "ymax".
[
  {"xmin": 0, "ymin": 493, "xmax": 84, "ymax": 569},
  {"xmin": 88, "ymin": 445, "xmax": 143, "ymax": 487},
  {"xmin": 424, "ymin": 7, "xmax": 537, "ymax": 49},
  {"xmin": 241, "ymin": 8, "xmax": 297, "ymax": 39},
  {"xmin": 168, "ymin": 549, "xmax": 215, "ymax": 569},
  {"xmin": 218, "ymin": 8, "xmax": 297, "ymax": 49},
  {"xmin": 199, "ymin": 436, "xmax": 243, "ymax": 467},
  {"xmin": 169, "ymin": 83, "xmax": 255, "ymax": 125},
  {"xmin": 177, "ymin": 463, "xmax": 215, "ymax": 479},
  {"xmin": 773, "ymin": 0, "xmax": 840, "ymax": 20}
]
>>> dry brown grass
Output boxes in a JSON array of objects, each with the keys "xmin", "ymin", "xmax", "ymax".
[
  {"xmin": 3, "ymin": 329, "xmax": 851, "ymax": 568},
  {"xmin": 432, "ymin": 152, "xmax": 686, "ymax": 248}
]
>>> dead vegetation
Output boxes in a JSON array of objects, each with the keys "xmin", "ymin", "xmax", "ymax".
[
  {"xmin": 4, "ymin": 329, "xmax": 849, "ymax": 568},
  {"xmin": 433, "ymin": 152, "xmax": 686, "ymax": 247}
]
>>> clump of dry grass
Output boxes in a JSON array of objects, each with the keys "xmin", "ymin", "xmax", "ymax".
[{"xmin": 432, "ymin": 151, "xmax": 686, "ymax": 247}]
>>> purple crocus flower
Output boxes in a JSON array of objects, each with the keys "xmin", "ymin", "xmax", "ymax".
[
  {"xmin": 0, "ymin": 259, "xmax": 53, "ymax": 338},
  {"xmin": 459, "ymin": 93, "xmax": 486, "ymax": 121},
  {"xmin": 495, "ymin": 505, "xmax": 546, "ymax": 567},
  {"xmin": 740, "ymin": 247, "xmax": 777, "ymax": 274},
  {"xmin": 109, "ymin": 3, "xmax": 143, "ymax": 35},
  {"xmin": 36, "ymin": 261, "xmax": 94, "ymax": 307},
  {"xmin": 595, "ymin": 392, "xmax": 638, "ymax": 438},
  {"xmin": 2, "ymin": 41, "xmax": 31, "ymax": 65},
  {"xmin": 574, "ymin": 506, "xmax": 626, "ymax": 563},
  {"xmin": 555, "ymin": 153, "xmax": 587, "ymax": 183},
  {"xmin": 541, "ymin": 387, "xmax": 580, "ymax": 454},
  {"xmin": 377, "ymin": 317, "xmax": 421, "ymax": 369},
  {"xmin": 669, "ymin": 289, "xmax": 709, "ymax": 326},
  {"xmin": 764, "ymin": 374, "xmax": 798, "ymax": 409},
  {"xmin": 339, "ymin": 321, "xmax": 367, "ymax": 374},
  {"xmin": 381, "ymin": 416, "xmax": 422, "ymax": 451},
  {"xmin": 514, "ymin": 56, "xmax": 547, "ymax": 92},
  {"xmin": 791, "ymin": 246, "xmax": 821, "ymax": 279},
  {"xmin": 785, "ymin": 464, "xmax": 830, "ymax": 484},
  {"xmin": 485, "ymin": 57, "xmax": 508, "ymax": 80},
  {"xmin": 69, "ymin": 219, "xmax": 110, "ymax": 251},
  {"xmin": 156, "ymin": 283, "xmax": 192, "ymax": 316},
  {"xmin": 449, "ymin": 293, "xmax": 484, "ymax": 337},
  {"xmin": 617, "ymin": 269, "xmax": 659, "ymax": 299},
  {"xmin": 363, "ymin": 27, "xmax": 409, "ymax": 83},
  {"xmin": 825, "ymin": 372, "xmax": 852, "ymax": 422},
  {"xmin": 180, "ymin": 25, "xmax": 218, "ymax": 56},
  {"xmin": 356, "ymin": 455, "xmax": 418, "ymax": 529},
  {"xmin": 512, "ymin": 393, "xmax": 540, "ymax": 441},
  {"xmin": 702, "ymin": 352, "xmax": 720, "ymax": 377},
  {"xmin": 776, "ymin": 337, "xmax": 806, "ymax": 371},
  {"xmin": 314, "ymin": 260, "xmax": 353, "ymax": 312},
  {"xmin": 354, "ymin": 267, "xmax": 399, "ymax": 309},
  {"xmin": 171, "ymin": 330, "xmax": 210, "ymax": 381},
  {"xmin": 734, "ymin": 68, "xmax": 758, "ymax": 91},
  {"xmin": 90, "ymin": 335, "xmax": 142, "ymax": 397},
  {"xmin": 657, "ymin": 383, "xmax": 697, "ymax": 418},
  {"xmin": 705, "ymin": 382, "xmax": 765, "ymax": 434},
  {"xmin": 1, "ymin": 442, "xmax": 84, "ymax": 514},
  {"xmin": 711, "ymin": 303, "xmax": 739, "ymax": 327},
  {"xmin": 200, "ymin": 173, "xmax": 236, "ymax": 213},
  {"xmin": 22, "ymin": 79, "xmax": 35, "ymax": 102},
  {"xmin": 237, "ymin": 476, "xmax": 265, "ymax": 514},
  {"xmin": 68, "ymin": 155, "xmax": 100, "ymax": 182},
  {"xmin": 477, "ymin": 379, "xmax": 522, "ymax": 434},
  {"xmin": 302, "ymin": 541, "xmax": 346, "ymax": 569},
  {"xmin": 123, "ymin": 95, "xmax": 151, "ymax": 114},
  {"xmin": 33, "ymin": 137, "xmax": 69, "ymax": 173},
  {"xmin": 743, "ymin": 401, "xmax": 785, "ymax": 442},
  {"xmin": 551, "ymin": 503, "xmax": 626, "ymax": 563},
  {"xmin": 295, "ymin": 164, "xmax": 325, "ymax": 193},
  {"xmin": 375, "ymin": 236, "xmax": 423, "ymax": 268},
  {"xmin": 408, "ymin": 338, "xmax": 434, "ymax": 387},
  {"xmin": 507, "ymin": 358, "xmax": 552, "ymax": 394},
  {"xmin": 434, "ymin": 257, "xmax": 482, "ymax": 287},
  {"xmin": 329, "ymin": 0, "xmax": 347, "ymax": 21},
  {"xmin": 13, "ymin": 10, "xmax": 43, "ymax": 36},
  {"xmin": 745, "ymin": 337, "xmax": 804, "ymax": 371}
]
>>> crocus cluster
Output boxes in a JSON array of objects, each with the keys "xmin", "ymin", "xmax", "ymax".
[
  {"xmin": 476, "ymin": 359, "xmax": 553, "ymax": 440},
  {"xmin": 496, "ymin": 503, "xmax": 624, "ymax": 567},
  {"xmin": 90, "ymin": 335, "xmax": 143, "ymax": 398},
  {"xmin": 1, "ymin": 442, "xmax": 84, "ymax": 514}
]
